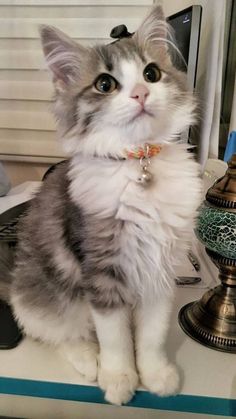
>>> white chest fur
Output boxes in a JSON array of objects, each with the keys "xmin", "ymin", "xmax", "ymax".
[{"xmin": 69, "ymin": 144, "xmax": 202, "ymax": 298}]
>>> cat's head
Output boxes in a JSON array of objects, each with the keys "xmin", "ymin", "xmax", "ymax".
[{"xmin": 40, "ymin": 6, "xmax": 196, "ymax": 157}]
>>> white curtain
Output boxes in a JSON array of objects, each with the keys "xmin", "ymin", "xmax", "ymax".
[{"xmin": 197, "ymin": 0, "xmax": 227, "ymax": 168}]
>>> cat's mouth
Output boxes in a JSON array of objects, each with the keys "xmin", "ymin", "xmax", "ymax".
[{"xmin": 130, "ymin": 108, "xmax": 154, "ymax": 123}]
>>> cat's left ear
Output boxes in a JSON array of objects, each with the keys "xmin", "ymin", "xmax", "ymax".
[
  {"xmin": 40, "ymin": 25, "xmax": 87, "ymax": 87},
  {"xmin": 134, "ymin": 6, "xmax": 170, "ymax": 53}
]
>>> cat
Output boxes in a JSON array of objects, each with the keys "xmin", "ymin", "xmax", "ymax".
[{"xmin": 0, "ymin": 6, "xmax": 202, "ymax": 405}]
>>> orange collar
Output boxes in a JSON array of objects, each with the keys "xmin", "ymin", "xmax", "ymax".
[{"xmin": 125, "ymin": 143, "xmax": 162, "ymax": 159}]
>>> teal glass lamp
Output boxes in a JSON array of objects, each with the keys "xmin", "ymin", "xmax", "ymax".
[{"xmin": 179, "ymin": 154, "xmax": 236, "ymax": 353}]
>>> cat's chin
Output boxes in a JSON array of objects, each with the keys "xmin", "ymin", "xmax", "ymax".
[
  {"xmin": 128, "ymin": 109, "xmax": 154, "ymax": 124},
  {"xmin": 121, "ymin": 118, "xmax": 154, "ymax": 143}
]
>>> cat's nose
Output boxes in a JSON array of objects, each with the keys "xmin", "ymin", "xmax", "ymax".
[{"xmin": 130, "ymin": 84, "xmax": 150, "ymax": 106}]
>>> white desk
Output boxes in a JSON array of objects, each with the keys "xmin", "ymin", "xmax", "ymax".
[
  {"xmin": 0, "ymin": 183, "xmax": 235, "ymax": 418},
  {"xmin": 0, "ymin": 286, "xmax": 235, "ymax": 419}
]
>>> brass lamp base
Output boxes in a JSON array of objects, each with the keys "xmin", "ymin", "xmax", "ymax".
[{"xmin": 179, "ymin": 249, "xmax": 236, "ymax": 353}]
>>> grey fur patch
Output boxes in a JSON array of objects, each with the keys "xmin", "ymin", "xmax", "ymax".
[
  {"xmin": 63, "ymin": 190, "xmax": 129, "ymax": 309},
  {"xmin": 88, "ymin": 274, "xmax": 127, "ymax": 310},
  {"xmin": 95, "ymin": 45, "xmax": 114, "ymax": 72},
  {"xmin": 78, "ymin": 107, "xmax": 100, "ymax": 135},
  {"xmin": 12, "ymin": 163, "xmax": 83, "ymax": 311},
  {"xmin": 12, "ymin": 162, "xmax": 130, "ymax": 316}
]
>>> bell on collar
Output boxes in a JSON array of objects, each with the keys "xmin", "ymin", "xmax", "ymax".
[{"xmin": 138, "ymin": 165, "xmax": 153, "ymax": 185}]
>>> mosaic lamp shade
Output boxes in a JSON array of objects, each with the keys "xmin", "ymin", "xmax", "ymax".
[{"xmin": 179, "ymin": 154, "xmax": 236, "ymax": 353}]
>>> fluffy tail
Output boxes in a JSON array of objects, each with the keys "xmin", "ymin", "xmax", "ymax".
[{"xmin": 0, "ymin": 243, "xmax": 14, "ymax": 303}]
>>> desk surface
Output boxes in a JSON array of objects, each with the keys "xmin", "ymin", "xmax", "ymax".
[
  {"xmin": 0, "ymin": 287, "xmax": 235, "ymax": 417},
  {"xmin": 0, "ymin": 182, "xmax": 235, "ymax": 417}
]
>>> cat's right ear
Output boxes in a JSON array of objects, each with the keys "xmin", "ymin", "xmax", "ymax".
[
  {"xmin": 134, "ymin": 6, "xmax": 170, "ymax": 54},
  {"xmin": 40, "ymin": 25, "xmax": 87, "ymax": 87}
]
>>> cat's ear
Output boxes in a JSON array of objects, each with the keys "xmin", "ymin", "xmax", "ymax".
[
  {"xmin": 40, "ymin": 25, "xmax": 87, "ymax": 86},
  {"xmin": 134, "ymin": 6, "xmax": 169, "ymax": 52}
]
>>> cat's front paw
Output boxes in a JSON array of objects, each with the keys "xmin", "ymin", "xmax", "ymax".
[
  {"xmin": 140, "ymin": 363, "xmax": 180, "ymax": 396},
  {"xmin": 98, "ymin": 367, "xmax": 139, "ymax": 405}
]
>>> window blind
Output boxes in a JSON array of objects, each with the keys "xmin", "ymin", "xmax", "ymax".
[{"xmin": 0, "ymin": 0, "xmax": 153, "ymax": 163}]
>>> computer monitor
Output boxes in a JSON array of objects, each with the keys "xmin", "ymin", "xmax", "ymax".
[{"xmin": 167, "ymin": 6, "xmax": 202, "ymax": 144}]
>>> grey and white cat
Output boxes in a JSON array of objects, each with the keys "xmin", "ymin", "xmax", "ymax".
[{"xmin": 1, "ymin": 6, "xmax": 202, "ymax": 405}]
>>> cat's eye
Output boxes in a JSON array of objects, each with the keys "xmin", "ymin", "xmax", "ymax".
[
  {"xmin": 94, "ymin": 74, "xmax": 118, "ymax": 94},
  {"xmin": 143, "ymin": 63, "xmax": 161, "ymax": 83}
]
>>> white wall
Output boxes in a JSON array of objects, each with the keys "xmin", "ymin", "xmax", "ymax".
[{"xmin": 2, "ymin": 161, "xmax": 49, "ymax": 186}]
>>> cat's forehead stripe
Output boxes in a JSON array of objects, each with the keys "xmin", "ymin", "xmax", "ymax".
[
  {"xmin": 95, "ymin": 45, "xmax": 113, "ymax": 72},
  {"xmin": 95, "ymin": 40, "xmax": 146, "ymax": 72}
]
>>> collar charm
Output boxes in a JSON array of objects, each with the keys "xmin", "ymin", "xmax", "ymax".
[
  {"xmin": 138, "ymin": 154, "xmax": 153, "ymax": 185},
  {"xmin": 125, "ymin": 144, "xmax": 162, "ymax": 186}
]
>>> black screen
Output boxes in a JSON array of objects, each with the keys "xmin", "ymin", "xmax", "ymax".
[{"xmin": 167, "ymin": 8, "xmax": 192, "ymax": 72}]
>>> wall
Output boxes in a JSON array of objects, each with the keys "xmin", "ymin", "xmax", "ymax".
[{"xmin": 2, "ymin": 161, "xmax": 49, "ymax": 186}]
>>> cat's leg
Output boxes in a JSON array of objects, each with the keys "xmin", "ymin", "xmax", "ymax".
[
  {"xmin": 12, "ymin": 288, "xmax": 99, "ymax": 382},
  {"xmin": 58, "ymin": 301, "xmax": 99, "ymax": 382},
  {"xmin": 91, "ymin": 305, "xmax": 138, "ymax": 405},
  {"xmin": 60, "ymin": 339, "xmax": 99, "ymax": 382},
  {"xmin": 135, "ymin": 295, "xmax": 180, "ymax": 396}
]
